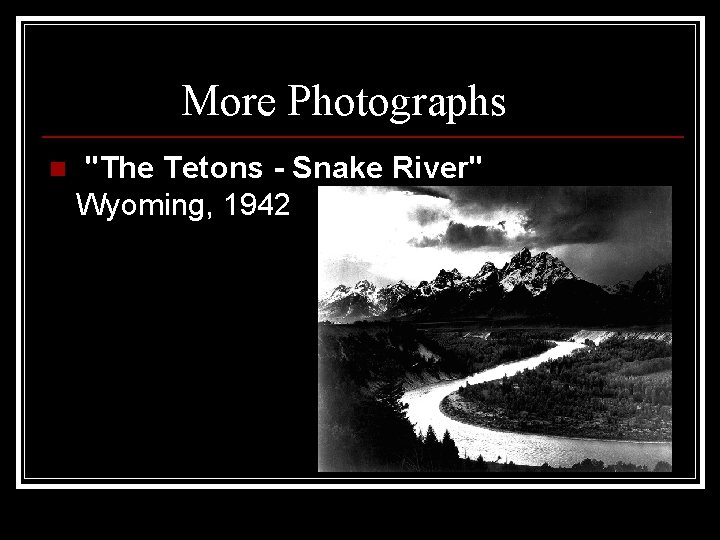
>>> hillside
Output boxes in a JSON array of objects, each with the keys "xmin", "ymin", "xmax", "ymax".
[{"xmin": 440, "ymin": 336, "xmax": 672, "ymax": 441}]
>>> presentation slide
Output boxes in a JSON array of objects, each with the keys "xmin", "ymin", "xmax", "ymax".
[{"xmin": 16, "ymin": 16, "xmax": 704, "ymax": 489}]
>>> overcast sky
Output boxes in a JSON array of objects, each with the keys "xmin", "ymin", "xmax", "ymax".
[{"xmin": 318, "ymin": 185, "xmax": 672, "ymax": 294}]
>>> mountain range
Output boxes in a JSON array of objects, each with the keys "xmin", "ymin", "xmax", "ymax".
[{"xmin": 318, "ymin": 248, "xmax": 672, "ymax": 324}]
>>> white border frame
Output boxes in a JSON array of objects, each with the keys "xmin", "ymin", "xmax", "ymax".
[{"xmin": 16, "ymin": 15, "xmax": 705, "ymax": 489}]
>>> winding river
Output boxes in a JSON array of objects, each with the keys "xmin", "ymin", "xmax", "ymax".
[{"xmin": 402, "ymin": 341, "xmax": 673, "ymax": 468}]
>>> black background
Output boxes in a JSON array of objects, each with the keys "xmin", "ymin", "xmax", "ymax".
[{"xmin": 22, "ymin": 22, "xmax": 698, "ymax": 481}]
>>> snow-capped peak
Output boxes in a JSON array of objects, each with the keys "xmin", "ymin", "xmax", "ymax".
[
  {"xmin": 346, "ymin": 280, "xmax": 377, "ymax": 304},
  {"xmin": 379, "ymin": 280, "xmax": 410, "ymax": 292},
  {"xmin": 319, "ymin": 280, "xmax": 379, "ymax": 308},
  {"xmin": 515, "ymin": 246, "xmax": 532, "ymax": 262},
  {"xmin": 319, "ymin": 284, "xmax": 351, "ymax": 306},
  {"xmin": 377, "ymin": 281, "xmax": 412, "ymax": 311},
  {"xmin": 352, "ymin": 279, "xmax": 376, "ymax": 294},
  {"xmin": 475, "ymin": 262, "xmax": 498, "ymax": 280},
  {"xmin": 318, "ymin": 278, "xmax": 413, "ymax": 321},
  {"xmin": 433, "ymin": 268, "xmax": 462, "ymax": 287},
  {"xmin": 499, "ymin": 247, "xmax": 577, "ymax": 295}
]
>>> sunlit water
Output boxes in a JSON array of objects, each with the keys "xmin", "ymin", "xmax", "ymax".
[{"xmin": 402, "ymin": 341, "xmax": 672, "ymax": 468}]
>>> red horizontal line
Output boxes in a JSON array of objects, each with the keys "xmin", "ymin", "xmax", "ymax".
[{"xmin": 41, "ymin": 135, "xmax": 685, "ymax": 140}]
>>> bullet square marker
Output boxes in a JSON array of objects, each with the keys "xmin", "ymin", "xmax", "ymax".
[{"xmin": 50, "ymin": 161, "xmax": 66, "ymax": 177}]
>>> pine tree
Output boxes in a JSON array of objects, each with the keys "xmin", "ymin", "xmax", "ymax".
[
  {"xmin": 440, "ymin": 429, "xmax": 459, "ymax": 469},
  {"xmin": 376, "ymin": 380, "xmax": 409, "ymax": 418},
  {"xmin": 425, "ymin": 425, "xmax": 438, "ymax": 445}
]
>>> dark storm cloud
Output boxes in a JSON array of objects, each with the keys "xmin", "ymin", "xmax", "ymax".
[
  {"xmin": 403, "ymin": 186, "xmax": 671, "ymax": 248},
  {"xmin": 408, "ymin": 206, "xmax": 449, "ymax": 226},
  {"xmin": 396, "ymin": 186, "xmax": 546, "ymax": 207},
  {"xmin": 520, "ymin": 186, "xmax": 665, "ymax": 246},
  {"xmin": 409, "ymin": 221, "xmax": 519, "ymax": 250},
  {"xmin": 402, "ymin": 186, "xmax": 672, "ymax": 283},
  {"xmin": 394, "ymin": 186, "xmax": 451, "ymax": 199},
  {"xmin": 408, "ymin": 236, "xmax": 442, "ymax": 248},
  {"xmin": 443, "ymin": 222, "xmax": 511, "ymax": 248}
]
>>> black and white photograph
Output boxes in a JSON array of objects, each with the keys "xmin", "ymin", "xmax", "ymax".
[
  {"xmin": 318, "ymin": 186, "xmax": 673, "ymax": 473},
  {"xmin": 17, "ymin": 16, "xmax": 703, "ymax": 490}
]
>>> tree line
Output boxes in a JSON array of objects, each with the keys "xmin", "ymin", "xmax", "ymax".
[{"xmin": 452, "ymin": 336, "xmax": 672, "ymax": 440}]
